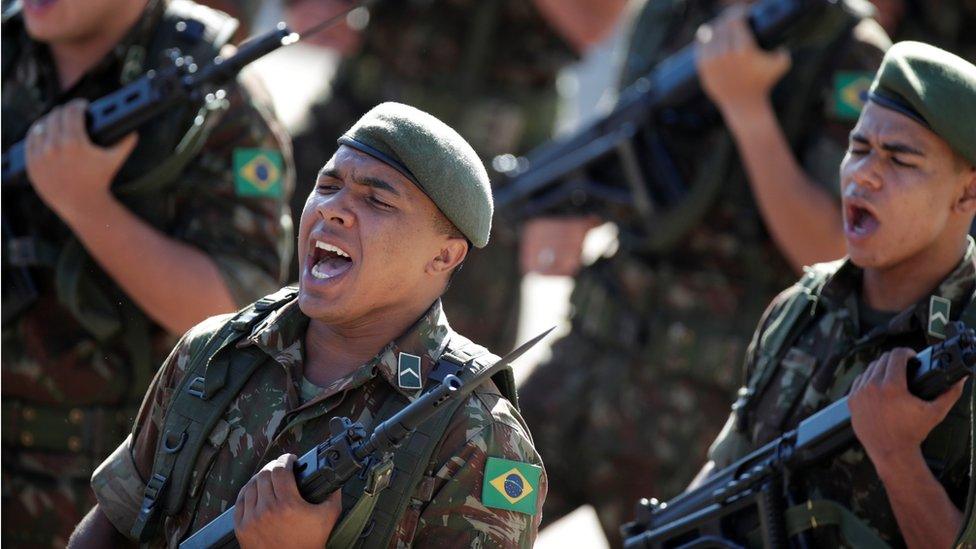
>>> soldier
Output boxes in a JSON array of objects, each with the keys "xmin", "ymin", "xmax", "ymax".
[
  {"xmin": 1, "ymin": 0, "xmax": 293, "ymax": 546},
  {"xmin": 700, "ymin": 41, "xmax": 976, "ymax": 546},
  {"xmin": 69, "ymin": 103, "xmax": 547, "ymax": 548},
  {"xmin": 517, "ymin": 0, "xmax": 891, "ymax": 544},
  {"xmin": 286, "ymin": 0, "xmax": 624, "ymax": 352}
]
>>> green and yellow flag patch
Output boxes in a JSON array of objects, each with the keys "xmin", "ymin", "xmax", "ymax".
[
  {"xmin": 234, "ymin": 148, "xmax": 284, "ymax": 198},
  {"xmin": 833, "ymin": 72, "xmax": 873, "ymax": 120},
  {"xmin": 482, "ymin": 457, "xmax": 541, "ymax": 515}
]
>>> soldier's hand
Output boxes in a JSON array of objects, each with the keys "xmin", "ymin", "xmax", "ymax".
[
  {"xmin": 695, "ymin": 5, "xmax": 791, "ymax": 113},
  {"xmin": 849, "ymin": 348, "xmax": 966, "ymax": 470},
  {"xmin": 25, "ymin": 98, "xmax": 138, "ymax": 224},
  {"xmin": 520, "ymin": 216, "xmax": 601, "ymax": 276},
  {"xmin": 234, "ymin": 453, "xmax": 343, "ymax": 549}
]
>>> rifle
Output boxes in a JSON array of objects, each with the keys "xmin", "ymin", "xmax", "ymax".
[
  {"xmin": 621, "ymin": 321, "xmax": 976, "ymax": 548},
  {"xmin": 0, "ymin": 6, "xmax": 357, "ymax": 324},
  {"xmin": 491, "ymin": 0, "xmax": 867, "ymax": 237},
  {"xmin": 179, "ymin": 327, "xmax": 553, "ymax": 549}
]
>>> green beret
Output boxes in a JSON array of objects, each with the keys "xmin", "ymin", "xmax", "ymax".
[
  {"xmin": 337, "ymin": 102, "xmax": 493, "ymax": 248},
  {"xmin": 868, "ymin": 41, "xmax": 976, "ymax": 166}
]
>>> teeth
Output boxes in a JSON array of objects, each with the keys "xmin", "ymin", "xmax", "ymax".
[{"xmin": 314, "ymin": 240, "xmax": 350, "ymax": 258}]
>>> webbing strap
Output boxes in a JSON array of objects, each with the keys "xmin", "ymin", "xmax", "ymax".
[
  {"xmin": 131, "ymin": 288, "xmax": 296, "ymax": 541},
  {"xmin": 327, "ymin": 458, "xmax": 394, "ymax": 549},
  {"xmin": 359, "ymin": 356, "xmax": 474, "ymax": 549},
  {"xmin": 784, "ymin": 499, "xmax": 890, "ymax": 549}
]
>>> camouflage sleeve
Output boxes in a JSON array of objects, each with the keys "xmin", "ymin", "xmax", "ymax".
[
  {"xmin": 90, "ymin": 314, "xmax": 234, "ymax": 536},
  {"xmin": 707, "ymin": 285, "xmax": 801, "ymax": 468},
  {"xmin": 170, "ymin": 68, "xmax": 295, "ymax": 307},
  {"xmin": 798, "ymin": 18, "xmax": 890, "ymax": 197},
  {"xmin": 408, "ymin": 391, "xmax": 547, "ymax": 548}
]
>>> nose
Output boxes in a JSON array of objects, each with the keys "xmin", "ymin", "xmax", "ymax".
[
  {"xmin": 316, "ymin": 187, "xmax": 356, "ymax": 228},
  {"xmin": 846, "ymin": 150, "xmax": 884, "ymax": 192}
]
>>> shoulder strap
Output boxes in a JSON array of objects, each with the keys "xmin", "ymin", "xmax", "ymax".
[
  {"xmin": 733, "ymin": 264, "xmax": 835, "ymax": 431},
  {"xmin": 336, "ymin": 336, "xmax": 516, "ymax": 548},
  {"xmin": 130, "ymin": 287, "xmax": 297, "ymax": 542},
  {"xmin": 954, "ymin": 291, "xmax": 976, "ymax": 547}
]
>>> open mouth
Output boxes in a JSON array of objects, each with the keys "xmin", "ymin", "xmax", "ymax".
[
  {"xmin": 845, "ymin": 202, "xmax": 879, "ymax": 238},
  {"xmin": 308, "ymin": 240, "xmax": 354, "ymax": 280}
]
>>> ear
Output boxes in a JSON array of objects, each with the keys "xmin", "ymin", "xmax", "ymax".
[
  {"xmin": 954, "ymin": 163, "xmax": 976, "ymax": 214},
  {"xmin": 428, "ymin": 237, "xmax": 469, "ymax": 276}
]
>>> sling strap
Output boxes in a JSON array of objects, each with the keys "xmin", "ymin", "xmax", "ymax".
[{"xmin": 131, "ymin": 287, "xmax": 296, "ymax": 541}]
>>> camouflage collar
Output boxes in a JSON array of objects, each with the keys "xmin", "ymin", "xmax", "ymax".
[
  {"xmin": 241, "ymin": 297, "xmax": 453, "ymax": 402},
  {"xmin": 819, "ymin": 236, "xmax": 976, "ymax": 339}
]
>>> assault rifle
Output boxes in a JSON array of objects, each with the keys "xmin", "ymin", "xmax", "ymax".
[
  {"xmin": 491, "ymin": 0, "xmax": 867, "ymax": 236},
  {"xmin": 0, "ymin": 5, "xmax": 356, "ymax": 324},
  {"xmin": 179, "ymin": 328, "xmax": 553, "ymax": 549},
  {"xmin": 621, "ymin": 322, "xmax": 976, "ymax": 548}
]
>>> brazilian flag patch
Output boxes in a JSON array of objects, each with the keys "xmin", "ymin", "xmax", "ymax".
[
  {"xmin": 234, "ymin": 148, "xmax": 284, "ymax": 198},
  {"xmin": 832, "ymin": 72, "xmax": 873, "ymax": 120},
  {"xmin": 482, "ymin": 457, "xmax": 541, "ymax": 515}
]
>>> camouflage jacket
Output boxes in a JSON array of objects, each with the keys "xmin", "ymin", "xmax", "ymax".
[
  {"xmin": 1, "ymin": 0, "xmax": 294, "ymax": 473},
  {"xmin": 316, "ymin": 0, "xmax": 576, "ymax": 160},
  {"xmin": 570, "ymin": 0, "xmax": 890, "ymax": 385},
  {"xmin": 708, "ymin": 238, "xmax": 976, "ymax": 547},
  {"xmin": 92, "ymin": 297, "xmax": 547, "ymax": 548}
]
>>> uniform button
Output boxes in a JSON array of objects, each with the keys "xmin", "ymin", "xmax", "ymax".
[
  {"xmin": 22, "ymin": 408, "xmax": 36, "ymax": 421},
  {"xmin": 20, "ymin": 432, "xmax": 34, "ymax": 446},
  {"xmin": 68, "ymin": 437, "xmax": 82, "ymax": 452},
  {"xmin": 69, "ymin": 409, "xmax": 84, "ymax": 425}
]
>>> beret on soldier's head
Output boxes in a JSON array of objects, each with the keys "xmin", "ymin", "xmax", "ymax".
[
  {"xmin": 337, "ymin": 102, "xmax": 493, "ymax": 248},
  {"xmin": 868, "ymin": 41, "xmax": 976, "ymax": 166}
]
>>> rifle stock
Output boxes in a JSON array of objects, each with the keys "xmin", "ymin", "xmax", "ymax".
[{"xmin": 622, "ymin": 323, "xmax": 976, "ymax": 548}]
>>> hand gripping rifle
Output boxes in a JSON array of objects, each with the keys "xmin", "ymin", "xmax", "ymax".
[
  {"xmin": 179, "ymin": 327, "xmax": 554, "ymax": 549},
  {"xmin": 0, "ymin": 6, "xmax": 357, "ymax": 325},
  {"xmin": 621, "ymin": 321, "xmax": 976, "ymax": 549},
  {"xmin": 491, "ymin": 0, "xmax": 867, "ymax": 236}
]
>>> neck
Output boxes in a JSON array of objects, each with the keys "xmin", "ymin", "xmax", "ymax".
[
  {"xmin": 48, "ymin": 0, "xmax": 148, "ymax": 90},
  {"xmin": 303, "ymin": 300, "xmax": 435, "ymax": 386},
  {"xmin": 862, "ymin": 236, "xmax": 969, "ymax": 312}
]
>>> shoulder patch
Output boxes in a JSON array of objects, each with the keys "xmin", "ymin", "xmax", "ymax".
[
  {"xmin": 832, "ymin": 71, "xmax": 873, "ymax": 120},
  {"xmin": 482, "ymin": 457, "xmax": 541, "ymax": 515},
  {"xmin": 234, "ymin": 148, "xmax": 284, "ymax": 198}
]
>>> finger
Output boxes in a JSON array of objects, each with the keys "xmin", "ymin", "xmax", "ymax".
[
  {"xmin": 108, "ymin": 132, "xmax": 139, "ymax": 161},
  {"xmin": 64, "ymin": 100, "xmax": 89, "ymax": 145},
  {"xmin": 237, "ymin": 480, "xmax": 257, "ymax": 527},
  {"xmin": 26, "ymin": 119, "xmax": 44, "ymax": 166},
  {"xmin": 43, "ymin": 107, "xmax": 64, "ymax": 153},
  {"xmin": 254, "ymin": 470, "xmax": 277, "ymax": 513},
  {"xmin": 727, "ymin": 9, "xmax": 750, "ymax": 51},
  {"xmin": 772, "ymin": 47, "xmax": 792, "ymax": 73},
  {"xmin": 883, "ymin": 348, "xmax": 915, "ymax": 389},
  {"xmin": 316, "ymin": 490, "xmax": 343, "ymax": 525},
  {"xmin": 927, "ymin": 378, "xmax": 967, "ymax": 421},
  {"xmin": 270, "ymin": 454, "xmax": 302, "ymax": 504},
  {"xmin": 867, "ymin": 352, "xmax": 890, "ymax": 386}
]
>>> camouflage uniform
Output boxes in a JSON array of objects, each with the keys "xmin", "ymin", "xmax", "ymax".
[
  {"xmin": 881, "ymin": 0, "xmax": 976, "ymax": 61},
  {"xmin": 92, "ymin": 296, "xmax": 547, "ymax": 548},
  {"xmin": 517, "ymin": 1, "xmax": 889, "ymax": 544},
  {"xmin": 707, "ymin": 240, "xmax": 976, "ymax": 546},
  {"xmin": 289, "ymin": 0, "xmax": 576, "ymax": 352},
  {"xmin": 0, "ymin": 1, "xmax": 293, "ymax": 546}
]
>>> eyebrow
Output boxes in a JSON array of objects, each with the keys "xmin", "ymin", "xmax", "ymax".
[
  {"xmin": 850, "ymin": 133, "xmax": 925, "ymax": 156},
  {"xmin": 316, "ymin": 167, "xmax": 402, "ymax": 197}
]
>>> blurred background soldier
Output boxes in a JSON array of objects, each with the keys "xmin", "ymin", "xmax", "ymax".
[
  {"xmin": 517, "ymin": 0, "xmax": 891, "ymax": 544},
  {"xmin": 284, "ymin": 0, "xmax": 626, "ymax": 352},
  {"xmin": 868, "ymin": 0, "xmax": 976, "ymax": 60},
  {"xmin": 1, "ymin": 0, "xmax": 293, "ymax": 545}
]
